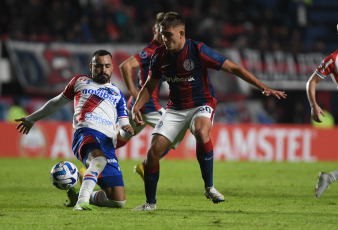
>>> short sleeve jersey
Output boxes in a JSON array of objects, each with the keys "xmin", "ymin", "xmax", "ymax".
[
  {"xmin": 128, "ymin": 40, "xmax": 162, "ymax": 113},
  {"xmin": 315, "ymin": 49, "xmax": 338, "ymax": 84},
  {"xmin": 62, "ymin": 75, "xmax": 129, "ymax": 139},
  {"xmin": 149, "ymin": 39, "xmax": 226, "ymax": 110}
]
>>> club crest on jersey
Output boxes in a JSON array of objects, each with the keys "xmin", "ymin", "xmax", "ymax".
[
  {"xmin": 139, "ymin": 51, "xmax": 147, "ymax": 59},
  {"xmin": 156, "ymin": 120, "xmax": 163, "ymax": 128},
  {"xmin": 183, "ymin": 59, "xmax": 195, "ymax": 71}
]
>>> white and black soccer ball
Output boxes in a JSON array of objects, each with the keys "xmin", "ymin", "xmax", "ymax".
[{"xmin": 50, "ymin": 161, "xmax": 79, "ymax": 190}]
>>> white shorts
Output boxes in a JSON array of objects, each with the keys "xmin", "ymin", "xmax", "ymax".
[
  {"xmin": 129, "ymin": 108, "xmax": 165, "ymax": 135},
  {"xmin": 153, "ymin": 105, "xmax": 215, "ymax": 149}
]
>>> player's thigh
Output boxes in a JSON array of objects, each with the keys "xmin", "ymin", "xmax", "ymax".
[
  {"xmin": 72, "ymin": 128, "xmax": 107, "ymax": 166},
  {"xmin": 153, "ymin": 109, "xmax": 189, "ymax": 149},
  {"xmin": 190, "ymin": 105, "xmax": 214, "ymax": 137},
  {"xmin": 103, "ymin": 186, "xmax": 126, "ymax": 201},
  {"xmin": 98, "ymin": 174, "xmax": 125, "ymax": 200}
]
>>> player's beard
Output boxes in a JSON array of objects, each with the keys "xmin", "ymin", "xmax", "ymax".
[
  {"xmin": 164, "ymin": 42, "xmax": 171, "ymax": 49},
  {"xmin": 93, "ymin": 73, "xmax": 110, "ymax": 84}
]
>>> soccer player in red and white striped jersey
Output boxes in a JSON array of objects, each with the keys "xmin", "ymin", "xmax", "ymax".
[
  {"xmin": 16, "ymin": 50, "xmax": 134, "ymax": 211},
  {"xmin": 307, "ymin": 26, "xmax": 338, "ymax": 197}
]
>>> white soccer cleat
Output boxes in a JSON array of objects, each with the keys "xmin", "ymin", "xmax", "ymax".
[
  {"xmin": 205, "ymin": 186, "xmax": 225, "ymax": 204},
  {"xmin": 315, "ymin": 172, "xmax": 332, "ymax": 198},
  {"xmin": 132, "ymin": 202, "xmax": 156, "ymax": 211}
]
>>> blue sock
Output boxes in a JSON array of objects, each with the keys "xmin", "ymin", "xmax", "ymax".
[
  {"xmin": 160, "ymin": 148, "xmax": 170, "ymax": 159},
  {"xmin": 196, "ymin": 139, "xmax": 214, "ymax": 188},
  {"xmin": 143, "ymin": 162, "xmax": 159, "ymax": 204}
]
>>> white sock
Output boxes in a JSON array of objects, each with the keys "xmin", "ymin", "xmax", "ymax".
[
  {"xmin": 90, "ymin": 190, "xmax": 125, "ymax": 208},
  {"xmin": 76, "ymin": 156, "xmax": 107, "ymax": 204}
]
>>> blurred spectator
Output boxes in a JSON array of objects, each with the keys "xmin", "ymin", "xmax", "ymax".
[
  {"xmin": 311, "ymin": 109, "xmax": 335, "ymax": 128},
  {"xmin": 1, "ymin": 0, "xmax": 338, "ymax": 124},
  {"xmin": 7, "ymin": 97, "xmax": 27, "ymax": 122},
  {"xmin": 1, "ymin": 0, "xmax": 334, "ymax": 53}
]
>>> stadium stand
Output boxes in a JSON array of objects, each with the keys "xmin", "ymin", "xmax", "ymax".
[{"xmin": 0, "ymin": 0, "xmax": 337, "ymax": 124}]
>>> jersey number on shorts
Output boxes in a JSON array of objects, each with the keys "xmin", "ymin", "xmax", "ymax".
[{"xmin": 199, "ymin": 106, "xmax": 212, "ymax": 114}]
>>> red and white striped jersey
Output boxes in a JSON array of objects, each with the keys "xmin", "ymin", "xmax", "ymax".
[
  {"xmin": 316, "ymin": 49, "xmax": 338, "ymax": 84},
  {"xmin": 62, "ymin": 75, "xmax": 129, "ymax": 140}
]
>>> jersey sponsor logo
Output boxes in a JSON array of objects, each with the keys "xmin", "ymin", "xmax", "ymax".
[
  {"xmin": 166, "ymin": 76, "xmax": 195, "ymax": 82},
  {"xmin": 107, "ymin": 158, "xmax": 118, "ymax": 164},
  {"xmin": 183, "ymin": 59, "xmax": 195, "ymax": 71},
  {"xmin": 139, "ymin": 51, "xmax": 147, "ymax": 59},
  {"xmin": 82, "ymin": 87, "xmax": 119, "ymax": 104},
  {"xmin": 85, "ymin": 112, "xmax": 113, "ymax": 126}
]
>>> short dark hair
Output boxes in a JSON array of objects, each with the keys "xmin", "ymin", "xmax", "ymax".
[
  {"xmin": 92, "ymin": 50, "xmax": 112, "ymax": 59},
  {"xmin": 160, "ymin": 12, "xmax": 185, "ymax": 28}
]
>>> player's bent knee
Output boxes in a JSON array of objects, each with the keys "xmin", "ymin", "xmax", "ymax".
[
  {"xmin": 107, "ymin": 200, "xmax": 126, "ymax": 208},
  {"xmin": 91, "ymin": 156, "xmax": 107, "ymax": 171},
  {"xmin": 193, "ymin": 129, "xmax": 210, "ymax": 143}
]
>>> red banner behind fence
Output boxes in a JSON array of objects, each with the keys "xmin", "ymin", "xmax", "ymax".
[{"xmin": 1, "ymin": 121, "xmax": 337, "ymax": 162}]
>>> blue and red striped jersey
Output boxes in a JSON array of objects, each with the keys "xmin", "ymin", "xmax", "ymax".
[
  {"xmin": 127, "ymin": 40, "xmax": 162, "ymax": 114},
  {"xmin": 149, "ymin": 39, "xmax": 226, "ymax": 110}
]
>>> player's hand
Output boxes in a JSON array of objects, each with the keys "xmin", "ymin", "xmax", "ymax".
[
  {"xmin": 132, "ymin": 107, "xmax": 145, "ymax": 126},
  {"xmin": 15, "ymin": 117, "xmax": 34, "ymax": 134},
  {"xmin": 311, "ymin": 105, "xmax": 325, "ymax": 123},
  {"xmin": 262, "ymin": 88, "xmax": 287, "ymax": 99},
  {"xmin": 121, "ymin": 124, "xmax": 135, "ymax": 136}
]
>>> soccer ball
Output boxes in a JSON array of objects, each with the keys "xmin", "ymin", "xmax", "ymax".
[{"xmin": 50, "ymin": 161, "xmax": 79, "ymax": 190}]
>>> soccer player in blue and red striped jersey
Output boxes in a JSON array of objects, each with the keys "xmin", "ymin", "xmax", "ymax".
[
  {"xmin": 132, "ymin": 12, "xmax": 287, "ymax": 211},
  {"xmin": 117, "ymin": 12, "xmax": 170, "ymax": 180}
]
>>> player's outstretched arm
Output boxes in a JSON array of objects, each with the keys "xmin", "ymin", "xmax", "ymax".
[
  {"xmin": 221, "ymin": 59, "xmax": 287, "ymax": 99},
  {"xmin": 119, "ymin": 56, "xmax": 140, "ymax": 99},
  {"xmin": 306, "ymin": 73, "xmax": 325, "ymax": 122},
  {"xmin": 15, "ymin": 93, "xmax": 70, "ymax": 134}
]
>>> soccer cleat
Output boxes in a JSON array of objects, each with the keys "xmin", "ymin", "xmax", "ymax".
[
  {"xmin": 64, "ymin": 187, "xmax": 79, "ymax": 207},
  {"xmin": 315, "ymin": 172, "xmax": 332, "ymax": 198},
  {"xmin": 134, "ymin": 163, "xmax": 144, "ymax": 181},
  {"xmin": 78, "ymin": 166, "xmax": 86, "ymax": 184},
  {"xmin": 205, "ymin": 186, "xmax": 225, "ymax": 204},
  {"xmin": 73, "ymin": 202, "xmax": 96, "ymax": 211},
  {"xmin": 132, "ymin": 202, "xmax": 156, "ymax": 211}
]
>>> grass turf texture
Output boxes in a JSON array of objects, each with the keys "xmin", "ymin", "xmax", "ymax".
[{"xmin": 1, "ymin": 158, "xmax": 338, "ymax": 229}]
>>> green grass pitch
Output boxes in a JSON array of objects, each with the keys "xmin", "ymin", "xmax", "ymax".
[{"xmin": 1, "ymin": 158, "xmax": 338, "ymax": 229}]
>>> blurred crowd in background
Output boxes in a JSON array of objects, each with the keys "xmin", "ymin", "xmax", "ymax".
[
  {"xmin": 1, "ymin": 0, "xmax": 338, "ymax": 124},
  {"xmin": 1, "ymin": 0, "xmax": 335, "ymax": 52}
]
